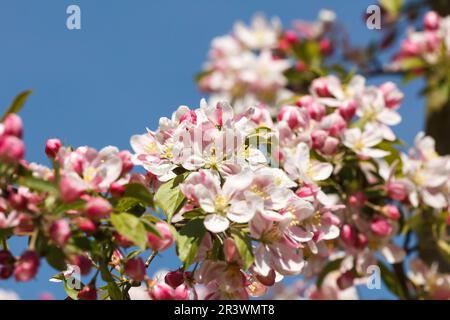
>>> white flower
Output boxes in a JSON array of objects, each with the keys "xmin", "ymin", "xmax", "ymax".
[
  {"xmin": 233, "ymin": 14, "xmax": 281, "ymax": 50},
  {"xmin": 284, "ymin": 142, "xmax": 333, "ymax": 184},
  {"xmin": 356, "ymin": 87, "xmax": 401, "ymax": 141},
  {"xmin": 342, "ymin": 126, "xmax": 389, "ymax": 158},
  {"xmin": 181, "ymin": 169, "xmax": 256, "ymax": 233}
]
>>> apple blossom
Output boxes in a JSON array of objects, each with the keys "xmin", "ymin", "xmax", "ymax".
[
  {"xmin": 49, "ymin": 219, "xmax": 71, "ymax": 247},
  {"xmin": 45, "ymin": 138, "xmax": 62, "ymax": 158},
  {"xmin": 85, "ymin": 197, "xmax": 112, "ymax": 220},
  {"xmin": 14, "ymin": 250, "xmax": 39, "ymax": 282},
  {"xmin": 124, "ymin": 258, "xmax": 146, "ymax": 281},
  {"xmin": 147, "ymin": 222, "xmax": 174, "ymax": 251}
]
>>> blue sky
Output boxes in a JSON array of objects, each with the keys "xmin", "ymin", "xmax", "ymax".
[{"xmin": 0, "ymin": 0, "xmax": 425, "ymax": 299}]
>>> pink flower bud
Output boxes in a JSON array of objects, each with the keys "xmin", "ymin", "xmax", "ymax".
[
  {"xmin": 307, "ymin": 101, "xmax": 326, "ymax": 121},
  {"xmin": 321, "ymin": 136, "xmax": 339, "ymax": 155},
  {"xmin": 321, "ymin": 113, "xmax": 346, "ymax": 136},
  {"xmin": 45, "ymin": 139, "xmax": 62, "ymax": 158},
  {"xmin": 124, "ymin": 258, "xmax": 146, "ymax": 281},
  {"xmin": 224, "ymin": 238, "xmax": 238, "ymax": 263},
  {"xmin": 319, "ymin": 38, "xmax": 333, "ymax": 55},
  {"xmin": 348, "ymin": 192, "xmax": 366, "ymax": 208},
  {"xmin": 424, "ymin": 11, "xmax": 440, "ymax": 31},
  {"xmin": 295, "ymin": 95, "xmax": 314, "ymax": 107},
  {"xmin": 338, "ymin": 100, "xmax": 357, "ymax": 121},
  {"xmin": 85, "ymin": 197, "xmax": 112, "ymax": 220},
  {"xmin": 387, "ymin": 181, "xmax": 407, "ymax": 201},
  {"xmin": 74, "ymin": 217, "xmax": 97, "ymax": 234},
  {"xmin": 0, "ymin": 135, "xmax": 24, "ymax": 162},
  {"xmin": 49, "ymin": 219, "xmax": 71, "ymax": 247},
  {"xmin": 401, "ymin": 39, "xmax": 420, "ymax": 56},
  {"xmin": 0, "ymin": 250, "xmax": 15, "ymax": 279},
  {"xmin": 3, "ymin": 114, "xmax": 23, "ymax": 138},
  {"xmin": 336, "ymin": 270, "xmax": 355, "ymax": 290},
  {"xmin": 425, "ymin": 31, "xmax": 441, "ymax": 52},
  {"xmin": 311, "ymin": 78, "xmax": 332, "ymax": 97},
  {"xmin": 118, "ymin": 150, "xmax": 133, "ymax": 175},
  {"xmin": 356, "ymin": 233, "xmax": 368, "ymax": 249},
  {"xmin": 383, "ymin": 204, "xmax": 401, "ymax": 220},
  {"xmin": 78, "ymin": 284, "xmax": 97, "ymax": 300},
  {"xmin": 295, "ymin": 61, "xmax": 307, "ymax": 72},
  {"xmin": 149, "ymin": 283, "xmax": 189, "ymax": 300},
  {"xmin": 284, "ymin": 30, "xmax": 298, "ymax": 44},
  {"xmin": 370, "ymin": 217, "xmax": 393, "ymax": 237},
  {"xmin": 113, "ymin": 232, "xmax": 134, "ymax": 248},
  {"xmin": 165, "ymin": 270, "xmax": 185, "ymax": 288},
  {"xmin": 311, "ymin": 130, "xmax": 328, "ymax": 149},
  {"xmin": 8, "ymin": 190, "xmax": 27, "ymax": 211},
  {"xmin": 59, "ymin": 176, "xmax": 84, "ymax": 203},
  {"xmin": 72, "ymin": 255, "xmax": 92, "ymax": 276},
  {"xmin": 340, "ymin": 224, "xmax": 354, "ymax": 245},
  {"xmin": 110, "ymin": 182, "xmax": 126, "ymax": 197},
  {"xmin": 379, "ymin": 82, "xmax": 404, "ymax": 110},
  {"xmin": 14, "ymin": 250, "xmax": 40, "ymax": 282},
  {"xmin": 147, "ymin": 222, "xmax": 174, "ymax": 252},
  {"xmin": 277, "ymin": 105, "xmax": 309, "ymax": 130}
]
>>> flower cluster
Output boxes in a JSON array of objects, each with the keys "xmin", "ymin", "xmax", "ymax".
[
  {"xmin": 1, "ymin": 11, "xmax": 450, "ymax": 301},
  {"xmin": 393, "ymin": 11, "xmax": 450, "ymax": 70}
]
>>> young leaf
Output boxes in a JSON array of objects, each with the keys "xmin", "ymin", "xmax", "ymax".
[
  {"xmin": 175, "ymin": 219, "xmax": 206, "ymax": 268},
  {"xmin": 18, "ymin": 176, "xmax": 59, "ymax": 196},
  {"xmin": 1, "ymin": 90, "xmax": 32, "ymax": 121},
  {"xmin": 114, "ymin": 197, "xmax": 146, "ymax": 216},
  {"xmin": 316, "ymin": 257, "xmax": 344, "ymax": 288},
  {"xmin": 154, "ymin": 173, "xmax": 189, "ymax": 222},
  {"xmin": 123, "ymin": 183, "xmax": 154, "ymax": 207},
  {"xmin": 231, "ymin": 230, "xmax": 254, "ymax": 269},
  {"xmin": 45, "ymin": 246, "xmax": 67, "ymax": 271},
  {"xmin": 111, "ymin": 213, "xmax": 147, "ymax": 250},
  {"xmin": 378, "ymin": 261, "xmax": 407, "ymax": 299}
]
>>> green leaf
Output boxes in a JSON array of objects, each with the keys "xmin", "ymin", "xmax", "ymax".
[
  {"xmin": 54, "ymin": 199, "xmax": 86, "ymax": 215},
  {"xmin": 316, "ymin": 258, "xmax": 344, "ymax": 288},
  {"xmin": 175, "ymin": 219, "xmax": 206, "ymax": 268},
  {"xmin": 45, "ymin": 246, "xmax": 67, "ymax": 271},
  {"xmin": 98, "ymin": 259, "xmax": 124, "ymax": 300},
  {"xmin": 399, "ymin": 57, "xmax": 425, "ymax": 71},
  {"xmin": 1, "ymin": 90, "xmax": 32, "ymax": 121},
  {"xmin": 107, "ymin": 282, "xmax": 123, "ymax": 300},
  {"xmin": 111, "ymin": 213, "xmax": 147, "ymax": 250},
  {"xmin": 437, "ymin": 240, "xmax": 450, "ymax": 265},
  {"xmin": 379, "ymin": 0, "xmax": 404, "ymax": 17},
  {"xmin": 231, "ymin": 230, "xmax": 254, "ymax": 269},
  {"xmin": 18, "ymin": 176, "xmax": 58, "ymax": 196},
  {"xmin": 114, "ymin": 197, "xmax": 146, "ymax": 216},
  {"xmin": 378, "ymin": 261, "xmax": 407, "ymax": 299},
  {"xmin": 123, "ymin": 183, "xmax": 154, "ymax": 207},
  {"xmin": 376, "ymin": 141, "xmax": 400, "ymax": 165},
  {"xmin": 140, "ymin": 217, "xmax": 161, "ymax": 238},
  {"xmin": 154, "ymin": 173, "xmax": 189, "ymax": 222}
]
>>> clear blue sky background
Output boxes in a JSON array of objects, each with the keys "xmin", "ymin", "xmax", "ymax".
[{"xmin": 0, "ymin": 0, "xmax": 425, "ymax": 299}]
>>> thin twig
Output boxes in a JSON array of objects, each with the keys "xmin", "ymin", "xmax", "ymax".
[{"xmin": 145, "ymin": 251, "xmax": 158, "ymax": 268}]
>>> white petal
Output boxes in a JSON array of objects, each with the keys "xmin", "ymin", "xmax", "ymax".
[
  {"xmin": 203, "ymin": 214, "xmax": 230, "ymax": 233},
  {"xmin": 380, "ymin": 243, "xmax": 406, "ymax": 264}
]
